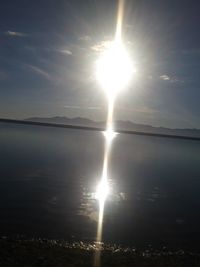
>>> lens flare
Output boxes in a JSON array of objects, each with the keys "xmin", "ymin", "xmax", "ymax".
[{"xmin": 94, "ymin": 1, "xmax": 133, "ymax": 266}]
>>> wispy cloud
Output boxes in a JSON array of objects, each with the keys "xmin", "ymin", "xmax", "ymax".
[
  {"xmin": 64, "ymin": 105, "xmax": 101, "ymax": 110},
  {"xmin": 160, "ymin": 74, "xmax": 170, "ymax": 81},
  {"xmin": 56, "ymin": 48, "xmax": 72, "ymax": 55},
  {"xmin": 5, "ymin": 30, "xmax": 27, "ymax": 37},
  {"xmin": 91, "ymin": 40, "xmax": 111, "ymax": 52},
  {"xmin": 63, "ymin": 105, "xmax": 157, "ymax": 114},
  {"xmin": 116, "ymin": 106, "xmax": 158, "ymax": 114},
  {"xmin": 24, "ymin": 45, "xmax": 73, "ymax": 56},
  {"xmin": 159, "ymin": 74, "xmax": 183, "ymax": 83},
  {"xmin": 79, "ymin": 35, "xmax": 91, "ymax": 42},
  {"xmin": 25, "ymin": 64, "xmax": 51, "ymax": 80}
]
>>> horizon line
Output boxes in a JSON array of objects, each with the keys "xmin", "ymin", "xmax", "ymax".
[{"xmin": 0, "ymin": 118, "xmax": 200, "ymax": 141}]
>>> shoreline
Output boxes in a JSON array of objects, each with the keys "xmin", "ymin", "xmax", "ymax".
[{"xmin": 1, "ymin": 236, "xmax": 200, "ymax": 267}]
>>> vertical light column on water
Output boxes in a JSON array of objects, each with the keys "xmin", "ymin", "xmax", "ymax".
[
  {"xmin": 94, "ymin": 1, "xmax": 128, "ymax": 266},
  {"xmin": 94, "ymin": 97, "xmax": 115, "ymax": 267}
]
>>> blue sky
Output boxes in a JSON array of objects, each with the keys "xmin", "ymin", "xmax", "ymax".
[{"xmin": 0, "ymin": 0, "xmax": 200, "ymax": 128}]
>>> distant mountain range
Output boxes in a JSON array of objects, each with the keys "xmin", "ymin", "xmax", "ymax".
[{"xmin": 26, "ymin": 116, "xmax": 200, "ymax": 138}]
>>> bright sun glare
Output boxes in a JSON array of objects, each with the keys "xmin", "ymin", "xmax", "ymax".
[
  {"xmin": 96, "ymin": 41, "xmax": 135, "ymax": 98},
  {"xmin": 95, "ymin": 178, "xmax": 110, "ymax": 203}
]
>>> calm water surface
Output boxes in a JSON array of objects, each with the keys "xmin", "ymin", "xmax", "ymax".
[{"xmin": 0, "ymin": 122, "xmax": 200, "ymax": 250}]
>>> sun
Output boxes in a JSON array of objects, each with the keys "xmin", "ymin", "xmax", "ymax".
[{"xmin": 96, "ymin": 41, "xmax": 135, "ymax": 98}]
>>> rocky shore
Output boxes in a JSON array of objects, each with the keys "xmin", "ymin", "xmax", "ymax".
[{"xmin": 0, "ymin": 237, "xmax": 200, "ymax": 267}]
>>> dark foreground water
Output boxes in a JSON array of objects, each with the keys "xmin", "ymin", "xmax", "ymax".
[{"xmin": 0, "ymin": 122, "xmax": 200, "ymax": 250}]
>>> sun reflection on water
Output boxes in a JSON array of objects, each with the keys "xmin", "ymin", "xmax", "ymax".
[{"xmin": 94, "ymin": 97, "xmax": 116, "ymax": 267}]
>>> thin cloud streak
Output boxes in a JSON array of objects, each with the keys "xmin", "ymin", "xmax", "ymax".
[
  {"xmin": 78, "ymin": 35, "xmax": 92, "ymax": 42},
  {"xmin": 25, "ymin": 64, "xmax": 51, "ymax": 80},
  {"xmin": 91, "ymin": 41, "xmax": 112, "ymax": 52},
  {"xmin": 64, "ymin": 105, "xmax": 102, "ymax": 110},
  {"xmin": 116, "ymin": 106, "xmax": 159, "ymax": 114},
  {"xmin": 5, "ymin": 30, "xmax": 27, "ymax": 37},
  {"xmin": 159, "ymin": 74, "xmax": 183, "ymax": 83},
  {"xmin": 24, "ymin": 45, "xmax": 72, "ymax": 56},
  {"xmin": 160, "ymin": 74, "xmax": 170, "ymax": 81},
  {"xmin": 63, "ymin": 105, "xmax": 158, "ymax": 115},
  {"xmin": 57, "ymin": 49, "xmax": 72, "ymax": 55}
]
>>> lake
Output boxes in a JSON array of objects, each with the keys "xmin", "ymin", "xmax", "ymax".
[{"xmin": 0, "ymin": 122, "xmax": 200, "ymax": 250}]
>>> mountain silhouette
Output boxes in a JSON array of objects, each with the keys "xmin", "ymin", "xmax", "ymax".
[{"xmin": 26, "ymin": 116, "xmax": 200, "ymax": 138}]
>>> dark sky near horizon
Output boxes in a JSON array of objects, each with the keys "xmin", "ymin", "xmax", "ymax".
[{"xmin": 0, "ymin": 0, "xmax": 200, "ymax": 128}]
